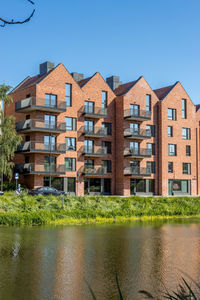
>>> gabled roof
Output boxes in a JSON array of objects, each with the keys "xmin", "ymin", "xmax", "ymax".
[
  {"xmin": 154, "ymin": 82, "xmax": 178, "ymax": 100},
  {"xmin": 11, "ymin": 68, "xmax": 55, "ymax": 93},
  {"xmin": 78, "ymin": 76, "xmax": 93, "ymax": 88},
  {"xmin": 114, "ymin": 77, "xmax": 142, "ymax": 96}
]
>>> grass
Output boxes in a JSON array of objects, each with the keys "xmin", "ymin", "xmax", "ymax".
[{"xmin": 0, "ymin": 192, "xmax": 200, "ymax": 225}]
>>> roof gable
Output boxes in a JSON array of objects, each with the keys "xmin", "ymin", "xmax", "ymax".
[
  {"xmin": 154, "ymin": 82, "xmax": 178, "ymax": 100},
  {"xmin": 114, "ymin": 78, "xmax": 140, "ymax": 96}
]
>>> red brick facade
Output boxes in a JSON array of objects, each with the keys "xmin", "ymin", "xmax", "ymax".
[{"xmin": 5, "ymin": 62, "xmax": 200, "ymax": 196}]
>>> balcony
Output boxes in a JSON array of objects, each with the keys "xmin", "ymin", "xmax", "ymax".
[
  {"xmin": 16, "ymin": 119, "xmax": 66, "ymax": 134},
  {"xmin": 124, "ymin": 128, "xmax": 151, "ymax": 139},
  {"xmin": 82, "ymin": 166, "xmax": 107, "ymax": 177},
  {"xmin": 124, "ymin": 109, "xmax": 151, "ymax": 121},
  {"xmin": 16, "ymin": 141, "xmax": 66, "ymax": 154},
  {"xmin": 15, "ymin": 97, "xmax": 66, "ymax": 113},
  {"xmin": 82, "ymin": 126, "xmax": 107, "ymax": 138},
  {"xmin": 82, "ymin": 146, "xmax": 107, "ymax": 157},
  {"xmin": 124, "ymin": 147, "xmax": 152, "ymax": 158},
  {"xmin": 15, "ymin": 163, "xmax": 65, "ymax": 175},
  {"xmin": 124, "ymin": 167, "xmax": 151, "ymax": 177},
  {"xmin": 82, "ymin": 106, "xmax": 107, "ymax": 118}
]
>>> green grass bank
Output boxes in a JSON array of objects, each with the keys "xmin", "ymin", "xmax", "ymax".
[{"xmin": 0, "ymin": 192, "xmax": 200, "ymax": 226}]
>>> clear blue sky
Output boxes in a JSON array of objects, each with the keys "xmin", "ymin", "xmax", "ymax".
[{"xmin": 1, "ymin": 0, "xmax": 200, "ymax": 103}]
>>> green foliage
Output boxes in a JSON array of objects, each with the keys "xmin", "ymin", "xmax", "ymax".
[
  {"xmin": 0, "ymin": 193, "xmax": 200, "ymax": 225},
  {"xmin": 0, "ymin": 84, "xmax": 22, "ymax": 185}
]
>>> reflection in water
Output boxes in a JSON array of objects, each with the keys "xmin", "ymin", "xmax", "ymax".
[{"xmin": 0, "ymin": 220, "xmax": 200, "ymax": 299}]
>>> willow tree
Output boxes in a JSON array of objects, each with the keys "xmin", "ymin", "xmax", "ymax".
[{"xmin": 0, "ymin": 84, "xmax": 22, "ymax": 191}]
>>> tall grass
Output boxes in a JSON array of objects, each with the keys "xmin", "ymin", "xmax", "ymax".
[{"xmin": 0, "ymin": 192, "xmax": 200, "ymax": 225}]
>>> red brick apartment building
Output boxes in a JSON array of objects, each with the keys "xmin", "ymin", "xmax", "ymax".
[{"xmin": 5, "ymin": 61, "xmax": 200, "ymax": 196}]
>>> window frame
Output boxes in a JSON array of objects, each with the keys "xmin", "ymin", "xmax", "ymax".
[
  {"xmin": 65, "ymin": 157, "xmax": 76, "ymax": 171},
  {"xmin": 168, "ymin": 108, "xmax": 176, "ymax": 121},
  {"xmin": 182, "ymin": 163, "xmax": 191, "ymax": 175},
  {"xmin": 65, "ymin": 83, "xmax": 72, "ymax": 107},
  {"xmin": 168, "ymin": 144, "xmax": 177, "ymax": 156}
]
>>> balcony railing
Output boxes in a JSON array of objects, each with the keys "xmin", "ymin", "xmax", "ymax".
[
  {"xmin": 82, "ymin": 106, "xmax": 107, "ymax": 118},
  {"xmin": 124, "ymin": 147, "xmax": 152, "ymax": 158},
  {"xmin": 82, "ymin": 166, "xmax": 107, "ymax": 176},
  {"xmin": 124, "ymin": 109, "xmax": 151, "ymax": 121},
  {"xmin": 82, "ymin": 126, "xmax": 107, "ymax": 137},
  {"xmin": 124, "ymin": 166, "xmax": 151, "ymax": 176},
  {"xmin": 82, "ymin": 146, "xmax": 107, "ymax": 157},
  {"xmin": 15, "ymin": 97, "xmax": 66, "ymax": 113},
  {"xmin": 16, "ymin": 141, "xmax": 66, "ymax": 154},
  {"xmin": 124, "ymin": 128, "xmax": 151, "ymax": 139},
  {"xmin": 16, "ymin": 119, "xmax": 66, "ymax": 133},
  {"xmin": 15, "ymin": 163, "xmax": 65, "ymax": 175}
]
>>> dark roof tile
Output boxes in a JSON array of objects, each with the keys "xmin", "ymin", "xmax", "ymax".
[
  {"xmin": 154, "ymin": 84, "xmax": 176, "ymax": 100},
  {"xmin": 114, "ymin": 80, "xmax": 138, "ymax": 96}
]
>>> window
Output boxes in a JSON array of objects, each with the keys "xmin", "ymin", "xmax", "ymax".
[
  {"xmin": 130, "ymin": 104, "xmax": 139, "ymax": 116},
  {"xmin": 102, "ymin": 91, "xmax": 107, "ymax": 109},
  {"xmin": 65, "ymin": 158, "xmax": 76, "ymax": 171},
  {"xmin": 25, "ymin": 156, "xmax": 30, "ymax": 163},
  {"xmin": 66, "ymin": 137, "xmax": 76, "ymax": 151},
  {"xmin": 45, "ymin": 94, "xmax": 57, "ymax": 107},
  {"xmin": 168, "ymin": 108, "xmax": 176, "ymax": 120},
  {"xmin": 168, "ymin": 162, "xmax": 173, "ymax": 173},
  {"xmin": 186, "ymin": 145, "xmax": 191, "ymax": 156},
  {"xmin": 44, "ymin": 115, "xmax": 56, "ymax": 129},
  {"xmin": 147, "ymin": 143, "xmax": 155, "ymax": 155},
  {"xmin": 65, "ymin": 117, "xmax": 76, "ymax": 131},
  {"xmin": 146, "ymin": 161, "xmax": 155, "ymax": 173},
  {"xmin": 168, "ymin": 144, "xmax": 177, "ymax": 156},
  {"xmin": 84, "ymin": 159, "xmax": 94, "ymax": 170},
  {"xmin": 146, "ymin": 95, "xmax": 151, "ymax": 112},
  {"xmin": 84, "ymin": 101, "xmax": 94, "ymax": 114},
  {"xmin": 44, "ymin": 136, "xmax": 56, "ymax": 151},
  {"xmin": 84, "ymin": 140, "xmax": 94, "ymax": 153},
  {"xmin": 168, "ymin": 126, "xmax": 173, "ymax": 137},
  {"xmin": 65, "ymin": 83, "xmax": 72, "ymax": 107},
  {"xmin": 183, "ymin": 163, "xmax": 191, "ymax": 175},
  {"xmin": 102, "ymin": 122, "xmax": 112, "ymax": 135},
  {"xmin": 146, "ymin": 125, "xmax": 155, "ymax": 137},
  {"xmin": 44, "ymin": 156, "xmax": 56, "ymax": 172},
  {"xmin": 130, "ymin": 123, "xmax": 139, "ymax": 133},
  {"xmin": 102, "ymin": 160, "xmax": 112, "ymax": 173},
  {"xmin": 182, "ymin": 128, "xmax": 191, "ymax": 140},
  {"xmin": 182, "ymin": 99, "xmax": 187, "ymax": 119},
  {"xmin": 102, "ymin": 141, "xmax": 112, "ymax": 154}
]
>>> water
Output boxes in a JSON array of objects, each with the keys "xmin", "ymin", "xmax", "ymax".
[{"xmin": 0, "ymin": 219, "xmax": 200, "ymax": 299}]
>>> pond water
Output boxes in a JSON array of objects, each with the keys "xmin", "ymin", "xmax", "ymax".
[{"xmin": 0, "ymin": 219, "xmax": 200, "ymax": 300}]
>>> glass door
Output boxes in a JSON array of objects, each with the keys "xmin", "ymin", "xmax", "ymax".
[
  {"xmin": 84, "ymin": 120, "xmax": 94, "ymax": 133},
  {"xmin": 130, "ymin": 160, "xmax": 140, "ymax": 173},
  {"xmin": 44, "ymin": 156, "xmax": 56, "ymax": 172},
  {"xmin": 84, "ymin": 101, "xmax": 94, "ymax": 114},
  {"xmin": 45, "ymin": 94, "xmax": 57, "ymax": 108},
  {"xmin": 44, "ymin": 136, "xmax": 56, "ymax": 151},
  {"xmin": 130, "ymin": 104, "xmax": 139, "ymax": 116},
  {"xmin": 84, "ymin": 140, "xmax": 94, "ymax": 154},
  {"xmin": 44, "ymin": 115, "xmax": 56, "ymax": 129},
  {"xmin": 130, "ymin": 141, "xmax": 139, "ymax": 155},
  {"xmin": 130, "ymin": 123, "xmax": 139, "ymax": 134}
]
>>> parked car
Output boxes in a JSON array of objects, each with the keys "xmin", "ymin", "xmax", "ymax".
[
  {"xmin": 28, "ymin": 187, "xmax": 66, "ymax": 196},
  {"xmin": 0, "ymin": 191, "xmax": 4, "ymax": 196}
]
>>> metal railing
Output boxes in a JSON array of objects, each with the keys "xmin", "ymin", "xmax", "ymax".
[
  {"xmin": 124, "ymin": 128, "xmax": 151, "ymax": 138},
  {"xmin": 16, "ymin": 141, "xmax": 66, "ymax": 153},
  {"xmin": 124, "ymin": 147, "xmax": 152, "ymax": 157},
  {"xmin": 124, "ymin": 109, "xmax": 151, "ymax": 119},
  {"xmin": 15, "ymin": 97, "xmax": 66, "ymax": 112},
  {"xmin": 82, "ymin": 166, "xmax": 107, "ymax": 176},
  {"xmin": 124, "ymin": 166, "xmax": 151, "ymax": 176},
  {"xmin": 82, "ymin": 146, "xmax": 107, "ymax": 156},
  {"xmin": 16, "ymin": 119, "xmax": 66, "ymax": 132},
  {"xmin": 83, "ymin": 105, "xmax": 107, "ymax": 117},
  {"xmin": 15, "ymin": 163, "xmax": 65, "ymax": 175},
  {"xmin": 82, "ymin": 126, "xmax": 107, "ymax": 137}
]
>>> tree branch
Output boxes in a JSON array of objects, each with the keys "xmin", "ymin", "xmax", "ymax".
[{"xmin": 0, "ymin": 0, "xmax": 35, "ymax": 27}]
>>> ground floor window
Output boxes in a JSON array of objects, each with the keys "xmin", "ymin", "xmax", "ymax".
[
  {"xmin": 84, "ymin": 178, "xmax": 111, "ymax": 195},
  {"xmin": 168, "ymin": 179, "xmax": 190, "ymax": 195},
  {"xmin": 130, "ymin": 179, "xmax": 155, "ymax": 195},
  {"xmin": 44, "ymin": 177, "xmax": 76, "ymax": 194}
]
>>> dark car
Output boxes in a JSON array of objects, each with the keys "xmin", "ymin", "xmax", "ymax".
[
  {"xmin": 0, "ymin": 191, "xmax": 4, "ymax": 196},
  {"xmin": 28, "ymin": 187, "xmax": 66, "ymax": 196}
]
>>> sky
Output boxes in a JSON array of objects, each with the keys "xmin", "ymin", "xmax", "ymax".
[{"xmin": 1, "ymin": 0, "xmax": 200, "ymax": 103}]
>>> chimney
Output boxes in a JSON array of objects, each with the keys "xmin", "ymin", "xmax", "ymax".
[
  {"xmin": 106, "ymin": 76, "xmax": 122, "ymax": 90},
  {"xmin": 71, "ymin": 72, "xmax": 84, "ymax": 82},
  {"xmin": 40, "ymin": 62, "xmax": 55, "ymax": 76}
]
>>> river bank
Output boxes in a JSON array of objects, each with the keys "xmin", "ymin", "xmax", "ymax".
[{"xmin": 0, "ymin": 192, "xmax": 200, "ymax": 225}]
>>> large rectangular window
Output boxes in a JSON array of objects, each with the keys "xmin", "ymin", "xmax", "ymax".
[
  {"xmin": 182, "ymin": 128, "xmax": 191, "ymax": 140},
  {"xmin": 65, "ymin": 83, "xmax": 72, "ymax": 107},
  {"xmin": 182, "ymin": 99, "xmax": 187, "ymax": 119},
  {"xmin": 66, "ymin": 137, "xmax": 76, "ymax": 151},
  {"xmin": 168, "ymin": 144, "xmax": 177, "ymax": 156},
  {"xmin": 183, "ymin": 163, "xmax": 191, "ymax": 174},
  {"xmin": 102, "ymin": 91, "xmax": 107, "ymax": 109},
  {"xmin": 146, "ymin": 95, "xmax": 151, "ymax": 112},
  {"xmin": 45, "ymin": 94, "xmax": 57, "ymax": 107},
  {"xmin": 84, "ymin": 101, "xmax": 94, "ymax": 114},
  {"xmin": 65, "ymin": 158, "xmax": 76, "ymax": 171},
  {"xmin": 65, "ymin": 117, "xmax": 76, "ymax": 131},
  {"xmin": 168, "ymin": 108, "xmax": 176, "ymax": 120}
]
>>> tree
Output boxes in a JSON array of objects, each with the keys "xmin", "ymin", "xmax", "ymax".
[
  {"xmin": 0, "ymin": 0, "xmax": 35, "ymax": 27},
  {"xmin": 0, "ymin": 84, "xmax": 22, "ymax": 191}
]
